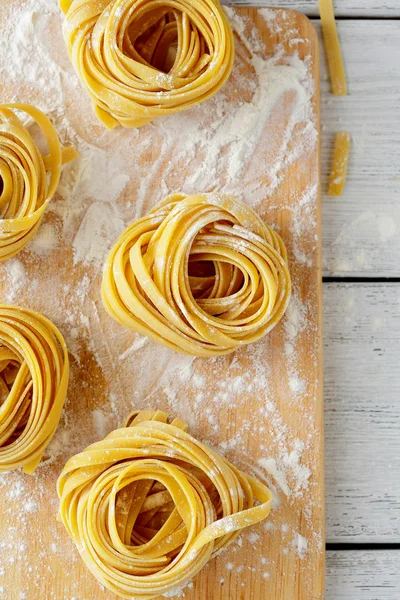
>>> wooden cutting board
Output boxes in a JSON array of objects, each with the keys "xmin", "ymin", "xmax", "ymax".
[{"xmin": 0, "ymin": 5, "xmax": 323, "ymax": 600}]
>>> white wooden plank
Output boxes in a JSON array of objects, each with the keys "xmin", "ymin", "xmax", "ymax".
[
  {"xmin": 326, "ymin": 551, "xmax": 400, "ymax": 599},
  {"xmin": 318, "ymin": 21, "xmax": 400, "ymax": 276},
  {"xmin": 224, "ymin": 0, "xmax": 400, "ymax": 18},
  {"xmin": 324, "ymin": 283, "xmax": 400, "ymax": 542}
]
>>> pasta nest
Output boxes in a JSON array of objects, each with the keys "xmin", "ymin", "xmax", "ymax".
[
  {"xmin": 60, "ymin": 0, "xmax": 235, "ymax": 128},
  {"xmin": 57, "ymin": 409, "xmax": 272, "ymax": 599},
  {"xmin": 102, "ymin": 193, "xmax": 291, "ymax": 356},
  {"xmin": 0, "ymin": 305, "xmax": 69, "ymax": 474},
  {"xmin": 0, "ymin": 103, "xmax": 77, "ymax": 261}
]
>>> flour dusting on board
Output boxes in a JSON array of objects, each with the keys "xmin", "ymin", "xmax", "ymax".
[
  {"xmin": 0, "ymin": 4, "xmax": 321, "ymax": 599},
  {"xmin": 4, "ymin": 260, "xmax": 26, "ymax": 302}
]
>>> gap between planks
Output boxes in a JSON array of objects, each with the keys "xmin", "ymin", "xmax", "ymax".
[
  {"xmin": 326, "ymin": 550, "xmax": 400, "ymax": 599},
  {"xmin": 224, "ymin": 0, "xmax": 400, "ymax": 19}
]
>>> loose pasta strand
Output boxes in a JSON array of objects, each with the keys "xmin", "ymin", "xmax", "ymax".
[
  {"xmin": 318, "ymin": 0, "xmax": 347, "ymax": 96},
  {"xmin": 328, "ymin": 131, "xmax": 351, "ymax": 196}
]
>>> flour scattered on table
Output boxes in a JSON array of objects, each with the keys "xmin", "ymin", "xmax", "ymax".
[
  {"xmin": 4, "ymin": 260, "xmax": 26, "ymax": 302},
  {"xmin": 293, "ymin": 532, "xmax": 308, "ymax": 557},
  {"xmin": 162, "ymin": 581, "xmax": 193, "ymax": 597},
  {"xmin": 28, "ymin": 222, "xmax": 59, "ymax": 256},
  {"xmin": 72, "ymin": 202, "xmax": 125, "ymax": 266}
]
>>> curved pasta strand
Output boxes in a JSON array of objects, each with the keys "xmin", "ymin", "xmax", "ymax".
[
  {"xmin": 0, "ymin": 104, "xmax": 78, "ymax": 261},
  {"xmin": 102, "ymin": 193, "xmax": 291, "ymax": 356},
  {"xmin": 57, "ymin": 409, "xmax": 273, "ymax": 599},
  {"xmin": 0, "ymin": 305, "xmax": 69, "ymax": 474},
  {"xmin": 60, "ymin": 0, "xmax": 234, "ymax": 128}
]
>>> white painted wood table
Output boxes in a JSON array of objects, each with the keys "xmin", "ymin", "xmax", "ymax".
[{"xmin": 224, "ymin": 0, "xmax": 400, "ymax": 598}]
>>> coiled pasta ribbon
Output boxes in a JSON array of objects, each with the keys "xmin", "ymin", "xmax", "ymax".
[
  {"xmin": 57, "ymin": 409, "xmax": 272, "ymax": 599},
  {"xmin": 0, "ymin": 104, "xmax": 78, "ymax": 261},
  {"xmin": 60, "ymin": 0, "xmax": 234, "ymax": 128},
  {"xmin": 0, "ymin": 305, "xmax": 69, "ymax": 474},
  {"xmin": 102, "ymin": 193, "xmax": 291, "ymax": 356}
]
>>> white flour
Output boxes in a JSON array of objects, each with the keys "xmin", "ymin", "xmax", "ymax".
[
  {"xmin": 72, "ymin": 202, "xmax": 125, "ymax": 266},
  {"xmin": 28, "ymin": 222, "xmax": 59, "ymax": 256},
  {"xmin": 4, "ymin": 260, "xmax": 26, "ymax": 302}
]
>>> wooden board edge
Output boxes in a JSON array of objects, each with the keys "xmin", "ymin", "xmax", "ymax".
[
  {"xmin": 234, "ymin": 8, "xmax": 326, "ymax": 596},
  {"xmin": 311, "ymin": 10, "xmax": 326, "ymax": 598},
  {"xmin": 231, "ymin": 8, "xmax": 326, "ymax": 596}
]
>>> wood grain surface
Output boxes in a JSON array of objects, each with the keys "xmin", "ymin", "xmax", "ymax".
[
  {"xmin": 326, "ymin": 550, "xmax": 400, "ymax": 599},
  {"xmin": 324, "ymin": 283, "xmax": 400, "ymax": 543},
  {"xmin": 0, "ymin": 6, "xmax": 324, "ymax": 600},
  {"xmin": 319, "ymin": 21, "xmax": 400, "ymax": 277},
  {"xmin": 225, "ymin": 0, "xmax": 400, "ymax": 18}
]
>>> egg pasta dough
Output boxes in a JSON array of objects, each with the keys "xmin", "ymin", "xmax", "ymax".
[
  {"xmin": 318, "ymin": 0, "xmax": 347, "ymax": 95},
  {"xmin": 60, "ymin": 0, "xmax": 234, "ymax": 128},
  {"xmin": 0, "ymin": 305, "xmax": 69, "ymax": 474},
  {"xmin": 57, "ymin": 409, "xmax": 273, "ymax": 599},
  {"xmin": 328, "ymin": 131, "xmax": 350, "ymax": 196},
  {"xmin": 102, "ymin": 193, "xmax": 291, "ymax": 356},
  {"xmin": 0, "ymin": 104, "xmax": 78, "ymax": 261}
]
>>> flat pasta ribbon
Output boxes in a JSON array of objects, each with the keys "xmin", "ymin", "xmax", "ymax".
[
  {"xmin": 102, "ymin": 193, "xmax": 291, "ymax": 356},
  {"xmin": 0, "ymin": 103, "xmax": 78, "ymax": 261},
  {"xmin": 57, "ymin": 409, "xmax": 273, "ymax": 599},
  {"xmin": 0, "ymin": 305, "xmax": 69, "ymax": 474},
  {"xmin": 60, "ymin": 0, "xmax": 234, "ymax": 128}
]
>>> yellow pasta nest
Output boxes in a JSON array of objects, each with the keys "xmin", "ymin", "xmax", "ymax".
[
  {"xmin": 0, "ymin": 103, "xmax": 77, "ymax": 261},
  {"xmin": 0, "ymin": 305, "xmax": 69, "ymax": 474},
  {"xmin": 57, "ymin": 409, "xmax": 272, "ymax": 599},
  {"xmin": 102, "ymin": 193, "xmax": 291, "ymax": 356},
  {"xmin": 60, "ymin": 0, "xmax": 235, "ymax": 128}
]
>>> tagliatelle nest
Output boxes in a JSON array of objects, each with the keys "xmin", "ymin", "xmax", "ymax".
[
  {"xmin": 0, "ymin": 305, "xmax": 69, "ymax": 474},
  {"xmin": 102, "ymin": 193, "xmax": 291, "ymax": 356},
  {"xmin": 0, "ymin": 104, "xmax": 77, "ymax": 260},
  {"xmin": 60, "ymin": 0, "xmax": 235, "ymax": 128},
  {"xmin": 57, "ymin": 409, "xmax": 273, "ymax": 599}
]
